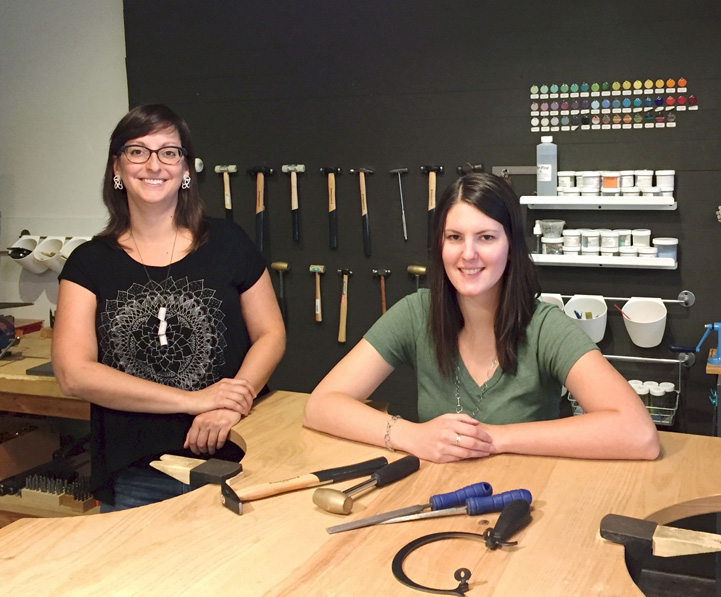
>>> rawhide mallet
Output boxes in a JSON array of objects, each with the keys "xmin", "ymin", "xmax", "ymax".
[
  {"xmin": 214, "ymin": 164, "xmax": 237, "ymax": 220},
  {"xmin": 309, "ymin": 264, "xmax": 326, "ymax": 322}
]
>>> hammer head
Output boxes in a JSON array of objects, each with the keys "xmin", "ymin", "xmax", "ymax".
[
  {"xmin": 337, "ymin": 269, "xmax": 353, "ymax": 276},
  {"xmin": 320, "ymin": 167, "xmax": 342, "ymax": 175},
  {"xmin": 407, "ymin": 265, "xmax": 427, "ymax": 276},
  {"xmin": 372, "ymin": 269, "xmax": 391, "ymax": 278},
  {"xmin": 248, "ymin": 166, "xmax": 274, "ymax": 176},
  {"xmin": 389, "ymin": 168, "xmax": 408, "ymax": 175},
  {"xmin": 349, "ymin": 168, "xmax": 374, "ymax": 175},
  {"xmin": 271, "ymin": 261, "xmax": 290, "ymax": 272},
  {"xmin": 309, "ymin": 264, "xmax": 326, "ymax": 274},
  {"xmin": 421, "ymin": 165, "xmax": 444, "ymax": 175},
  {"xmin": 282, "ymin": 164, "xmax": 306, "ymax": 174},
  {"xmin": 214, "ymin": 165, "xmax": 238, "ymax": 174}
]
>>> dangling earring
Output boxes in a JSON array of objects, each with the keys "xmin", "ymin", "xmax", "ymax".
[
  {"xmin": 181, "ymin": 174, "xmax": 191, "ymax": 190},
  {"xmin": 113, "ymin": 175, "xmax": 124, "ymax": 190}
]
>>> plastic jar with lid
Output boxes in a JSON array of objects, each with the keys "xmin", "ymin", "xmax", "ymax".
[
  {"xmin": 600, "ymin": 230, "xmax": 619, "ymax": 248},
  {"xmin": 632, "ymin": 229, "xmax": 651, "ymax": 247},
  {"xmin": 601, "ymin": 171, "xmax": 620, "ymax": 188},
  {"xmin": 541, "ymin": 237, "xmax": 564, "ymax": 255},
  {"xmin": 652, "ymin": 237, "xmax": 678, "ymax": 260},
  {"xmin": 658, "ymin": 382, "xmax": 677, "ymax": 408},
  {"xmin": 635, "ymin": 385, "xmax": 650, "ymax": 406},
  {"xmin": 637, "ymin": 246, "xmax": 658, "ymax": 257},
  {"xmin": 642, "ymin": 186, "xmax": 661, "ymax": 196},
  {"xmin": 627, "ymin": 379, "xmax": 644, "ymax": 389},
  {"xmin": 659, "ymin": 185, "xmax": 674, "ymax": 197},
  {"xmin": 618, "ymin": 246, "xmax": 638, "ymax": 257},
  {"xmin": 581, "ymin": 246, "xmax": 599, "ymax": 256},
  {"xmin": 635, "ymin": 169, "xmax": 654, "ymax": 187},
  {"xmin": 619, "ymin": 171, "xmax": 635, "ymax": 187},
  {"xmin": 582, "ymin": 229, "xmax": 600, "ymax": 248},
  {"xmin": 562, "ymin": 247, "xmax": 579, "ymax": 256},
  {"xmin": 562, "ymin": 229, "xmax": 581, "ymax": 247},
  {"xmin": 581, "ymin": 171, "xmax": 601, "ymax": 190},
  {"xmin": 557, "ymin": 171, "xmax": 575, "ymax": 188},
  {"xmin": 600, "ymin": 247, "xmax": 617, "ymax": 257},
  {"xmin": 622, "ymin": 186, "xmax": 640, "ymax": 196},
  {"xmin": 602, "ymin": 188, "xmax": 620, "ymax": 197},
  {"xmin": 649, "ymin": 386, "xmax": 667, "ymax": 409},
  {"xmin": 655, "ymin": 170, "xmax": 675, "ymax": 187},
  {"xmin": 614, "ymin": 229, "xmax": 632, "ymax": 246}
]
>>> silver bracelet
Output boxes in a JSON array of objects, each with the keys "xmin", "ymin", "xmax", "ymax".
[{"xmin": 384, "ymin": 414, "xmax": 403, "ymax": 452}]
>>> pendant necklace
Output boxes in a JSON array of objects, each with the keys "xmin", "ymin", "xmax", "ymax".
[
  {"xmin": 130, "ymin": 228, "xmax": 178, "ymax": 347},
  {"xmin": 454, "ymin": 354, "xmax": 498, "ymax": 417}
]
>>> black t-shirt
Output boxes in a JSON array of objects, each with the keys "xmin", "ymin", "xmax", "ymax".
[{"xmin": 59, "ymin": 218, "xmax": 265, "ymax": 501}]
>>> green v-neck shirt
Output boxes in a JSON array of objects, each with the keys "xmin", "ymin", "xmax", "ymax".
[{"xmin": 364, "ymin": 290, "xmax": 598, "ymax": 423}]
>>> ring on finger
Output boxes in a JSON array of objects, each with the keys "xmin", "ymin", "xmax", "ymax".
[{"xmin": 456, "ymin": 434, "xmax": 462, "ymax": 446}]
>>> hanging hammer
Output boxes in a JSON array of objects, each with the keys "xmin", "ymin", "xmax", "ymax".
[
  {"xmin": 248, "ymin": 166, "xmax": 274, "ymax": 252},
  {"xmin": 309, "ymin": 265, "xmax": 326, "ymax": 322},
  {"xmin": 320, "ymin": 167, "xmax": 341, "ymax": 250},
  {"xmin": 214, "ymin": 164, "xmax": 237, "ymax": 221},
  {"xmin": 407, "ymin": 265, "xmax": 426, "ymax": 292},
  {"xmin": 456, "ymin": 163, "xmax": 483, "ymax": 175},
  {"xmin": 270, "ymin": 262, "xmax": 290, "ymax": 327},
  {"xmin": 349, "ymin": 168, "xmax": 373, "ymax": 257},
  {"xmin": 421, "ymin": 165, "xmax": 444, "ymax": 250},
  {"xmin": 337, "ymin": 269, "xmax": 352, "ymax": 343},
  {"xmin": 389, "ymin": 168, "xmax": 409, "ymax": 241},
  {"xmin": 281, "ymin": 164, "xmax": 305, "ymax": 242},
  {"xmin": 372, "ymin": 269, "xmax": 391, "ymax": 314}
]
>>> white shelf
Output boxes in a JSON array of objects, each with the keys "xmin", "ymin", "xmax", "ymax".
[
  {"xmin": 520, "ymin": 195, "xmax": 677, "ymax": 210},
  {"xmin": 531, "ymin": 254, "xmax": 677, "ymax": 269}
]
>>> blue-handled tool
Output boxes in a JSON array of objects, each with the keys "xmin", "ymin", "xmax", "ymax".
[
  {"xmin": 326, "ymin": 481, "xmax": 493, "ymax": 534},
  {"xmin": 379, "ymin": 488, "xmax": 532, "ymax": 524}
]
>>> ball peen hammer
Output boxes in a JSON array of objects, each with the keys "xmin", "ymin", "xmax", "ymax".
[
  {"xmin": 337, "ymin": 269, "xmax": 352, "ymax": 343},
  {"xmin": 214, "ymin": 164, "xmax": 238, "ymax": 220},
  {"xmin": 421, "ymin": 165, "xmax": 444, "ymax": 250},
  {"xmin": 270, "ymin": 261, "xmax": 290, "ymax": 327},
  {"xmin": 372, "ymin": 269, "xmax": 391, "ymax": 314},
  {"xmin": 281, "ymin": 164, "xmax": 305, "ymax": 242},
  {"xmin": 247, "ymin": 166, "xmax": 274, "ymax": 252},
  {"xmin": 389, "ymin": 168, "xmax": 409, "ymax": 241},
  {"xmin": 320, "ymin": 167, "xmax": 341, "ymax": 250},
  {"xmin": 349, "ymin": 168, "xmax": 373, "ymax": 257},
  {"xmin": 407, "ymin": 265, "xmax": 426, "ymax": 292},
  {"xmin": 309, "ymin": 264, "xmax": 326, "ymax": 322}
]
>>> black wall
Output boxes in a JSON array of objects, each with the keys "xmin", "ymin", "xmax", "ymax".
[{"xmin": 124, "ymin": 0, "xmax": 721, "ymax": 434}]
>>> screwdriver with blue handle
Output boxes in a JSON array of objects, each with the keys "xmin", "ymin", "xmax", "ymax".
[
  {"xmin": 378, "ymin": 488, "xmax": 532, "ymax": 524},
  {"xmin": 326, "ymin": 481, "xmax": 493, "ymax": 534}
]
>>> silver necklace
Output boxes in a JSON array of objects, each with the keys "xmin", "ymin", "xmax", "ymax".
[
  {"xmin": 130, "ymin": 228, "xmax": 178, "ymax": 346},
  {"xmin": 454, "ymin": 355, "xmax": 498, "ymax": 417}
]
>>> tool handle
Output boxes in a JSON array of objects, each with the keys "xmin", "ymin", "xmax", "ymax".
[
  {"xmin": 255, "ymin": 212, "xmax": 264, "ymax": 253},
  {"xmin": 292, "ymin": 208, "xmax": 301, "ymax": 242},
  {"xmin": 380, "ymin": 276, "xmax": 387, "ymax": 314},
  {"xmin": 314, "ymin": 273, "xmax": 322, "ymax": 322},
  {"xmin": 372, "ymin": 455, "xmax": 420, "ymax": 488},
  {"xmin": 338, "ymin": 274, "xmax": 348, "ymax": 343},
  {"xmin": 427, "ymin": 209, "xmax": 435, "ymax": 251},
  {"xmin": 485, "ymin": 499, "xmax": 532, "ymax": 549},
  {"xmin": 361, "ymin": 213, "xmax": 371, "ymax": 257},
  {"xmin": 669, "ymin": 345, "xmax": 696, "ymax": 353},
  {"xmin": 223, "ymin": 172, "xmax": 232, "ymax": 210},
  {"xmin": 430, "ymin": 481, "xmax": 493, "ymax": 510},
  {"xmin": 329, "ymin": 208, "xmax": 338, "ymax": 249},
  {"xmin": 314, "ymin": 456, "xmax": 388, "ymax": 484},
  {"xmin": 466, "ymin": 489, "xmax": 532, "ymax": 515}
]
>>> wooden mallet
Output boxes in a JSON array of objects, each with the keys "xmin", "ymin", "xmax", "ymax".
[
  {"xmin": 372, "ymin": 269, "xmax": 391, "ymax": 314},
  {"xmin": 337, "ymin": 269, "xmax": 352, "ymax": 343},
  {"xmin": 309, "ymin": 264, "xmax": 326, "ymax": 322},
  {"xmin": 214, "ymin": 164, "xmax": 237, "ymax": 220}
]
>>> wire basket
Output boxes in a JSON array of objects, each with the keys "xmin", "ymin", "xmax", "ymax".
[{"xmin": 567, "ymin": 391, "xmax": 679, "ymax": 427}]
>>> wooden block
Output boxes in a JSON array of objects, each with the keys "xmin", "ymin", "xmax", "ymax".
[
  {"xmin": 19, "ymin": 488, "xmax": 62, "ymax": 510},
  {"xmin": 39, "ymin": 328, "xmax": 53, "ymax": 339}
]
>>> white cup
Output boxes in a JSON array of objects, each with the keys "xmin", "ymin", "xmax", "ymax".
[
  {"xmin": 622, "ymin": 297, "xmax": 667, "ymax": 348},
  {"xmin": 58, "ymin": 237, "xmax": 91, "ymax": 269},
  {"xmin": 8, "ymin": 235, "xmax": 48, "ymax": 274},
  {"xmin": 33, "ymin": 236, "xmax": 67, "ymax": 273},
  {"xmin": 538, "ymin": 293, "xmax": 564, "ymax": 309},
  {"xmin": 564, "ymin": 295, "xmax": 607, "ymax": 343}
]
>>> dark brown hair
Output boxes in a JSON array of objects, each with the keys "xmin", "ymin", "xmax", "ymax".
[
  {"xmin": 428, "ymin": 173, "xmax": 540, "ymax": 377},
  {"xmin": 97, "ymin": 104, "xmax": 208, "ymax": 249}
]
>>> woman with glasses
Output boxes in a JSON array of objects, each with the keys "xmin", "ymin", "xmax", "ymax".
[
  {"xmin": 52, "ymin": 104, "xmax": 285, "ymax": 510},
  {"xmin": 304, "ymin": 173, "xmax": 659, "ymax": 463}
]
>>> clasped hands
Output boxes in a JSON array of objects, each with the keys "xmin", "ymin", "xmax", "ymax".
[{"xmin": 406, "ymin": 413, "xmax": 496, "ymax": 463}]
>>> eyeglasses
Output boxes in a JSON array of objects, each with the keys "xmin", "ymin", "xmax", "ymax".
[{"xmin": 118, "ymin": 145, "xmax": 187, "ymax": 165}]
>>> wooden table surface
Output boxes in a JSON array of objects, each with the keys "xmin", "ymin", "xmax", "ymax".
[{"xmin": 0, "ymin": 390, "xmax": 720, "ymax": 596}]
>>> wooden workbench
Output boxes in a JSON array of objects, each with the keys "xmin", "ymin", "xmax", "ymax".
[{"xmin": 0, "ymin": 390, "xmax": 719, "ymax": 596}]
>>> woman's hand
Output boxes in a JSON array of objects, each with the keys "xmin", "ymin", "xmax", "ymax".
[
  {"xmin": 184, "ymin": 408, "xmax": 243, "ymax": 455},
  {"xmin": 188, "ymin": 378, "xmax": 256, "ymax": 415},
  {"xmin": 398, "ymin": 414, "xmax": 496, "ymax": 463}
]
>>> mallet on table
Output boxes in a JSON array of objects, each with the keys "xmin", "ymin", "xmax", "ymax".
[
  {"xmin": 349, "ymin": 168, "xmax": 373, "ymax": 257},
  {"xmin": 281, "ymin": 164, "xmax": 305, "ymax": 242},
  {"xmin": 214, "ymin": 164, "xmax": 237, "ymax": 221},
  {"xmin": 407, "ymin": 265, "xmax": 426, "ymax": 292},
  {"xmin": 337, "ymin": 269, "xmax": 352, "ymax": 343},
  {"xmin": 372, "ymin": 269, "xmax": 391, "ymax": 314},
  {"xmin": 248, "ymin": 166, "xmax": 274, "ymax": 252},
  {"xmin": 320, "ymin": 167, "xmax": 341, "ymax": 250},
  {"xmin": 389, "ymin": 168, "xmax": 409, "ymax": 241},
  {"xmin": 421, "ymin": 165, "xmax": 443, "ymax": 250},
  {"xmin": 270, "ymin": 261, "xmax": 290, "ymax": 327},
  {"xmin": 309, "ymin": 264, "xmax": 326, "ymax": 322}
]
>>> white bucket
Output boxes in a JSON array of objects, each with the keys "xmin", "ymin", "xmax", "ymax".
[
  {"xmin": 33, "ymin": 236, "xmax": 66, "ymax": 273},
  {"xmin": 622, "ymin": 297, "xmax": 667, "ymax": 348},
  {"xmin": 8, "ymin": 235, "xmax": 48, "ymax": 274},
  {"xmin": 58, "ymin": 237, "xmax": 90, "ymax": 269},
  {"xmin": 538, "ymin": 293, "xmax": 564, "ymax": 309},
  {"xmin": 564, "ymin": 294, "xmax": 607, "ymax": 343}
]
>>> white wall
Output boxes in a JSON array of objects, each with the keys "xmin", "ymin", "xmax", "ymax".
[{"xmin": 0, "ymin": 0, "xmax": 128, "ymax": 323}]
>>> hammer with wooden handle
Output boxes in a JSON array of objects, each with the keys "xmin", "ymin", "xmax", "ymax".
[
  {"xmin": 337, "ymin": 269, "xmax": 352, "ymax": 343},
  {"xmin": 270, "ymin": 261, "xmax": 290, "ymax": 327},
  {"xmin": 407, "ymin": 265, "xmax": 426, "ymax": 292},
  {"xmin": 349, "ymin": 168, "xmax": 373, "ymax": 257},
  {"xmin": 320, "ymin": 167, "xmax": 341, "ymax": 250},
  {"xmin": 372, "ymin": 269, "xmax": 391, "ymax": 314},
  {"xmin": 282, "ymin": 164, "xmax": 305, "ymax": 242},
  {"xmin": 421, "ymin": 165, "xmax": 443, "ymax": 250},
  {"xmin": 247, "ymin": 166, "xmax": 274, "ymax": 252},
  {"xmin": 309, "ymin": 264, "xmax": 326, "ymax": 322},
  {"xmin": 214, "ymin": 164, "xmax": 237, "ymax": 221}
]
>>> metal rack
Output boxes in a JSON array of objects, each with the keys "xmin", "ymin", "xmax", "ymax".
[{"xmin": 555, "ymin": 290, "xmax": 695, "ymax": 307}]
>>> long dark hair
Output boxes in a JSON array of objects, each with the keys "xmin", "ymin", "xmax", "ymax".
[
  {"xmin": 428, "ymin": 173, "xmax": 540, "ymax": 377},
  {"xmin": 97, "ymin": 104, "xmax": 208, "ymax": 250}
]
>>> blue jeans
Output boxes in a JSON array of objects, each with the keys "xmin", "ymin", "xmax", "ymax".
[{"xmin": 99, "ymin": 465, "xmax": 194, "ymax": 513}]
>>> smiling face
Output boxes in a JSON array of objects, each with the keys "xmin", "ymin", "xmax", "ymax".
[
  {"xmin": 113, "ymin": 126, "xmax": 189, "ymax": 209},
  {"xmin": 441, "ymin": 201, "xmax": 510, "ymax": 304}
]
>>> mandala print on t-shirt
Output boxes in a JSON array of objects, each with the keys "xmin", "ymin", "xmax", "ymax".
[{"xmin": 99, "ymin": 277, "xmax": 227, "ymax": 390}]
